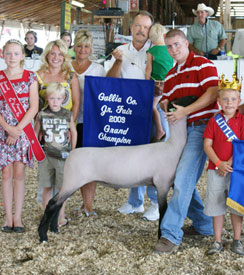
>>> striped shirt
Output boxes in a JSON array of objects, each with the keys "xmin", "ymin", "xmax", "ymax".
[{"xmin": 162, "ymin": 51, "xmax": 219, "ymax": 123}]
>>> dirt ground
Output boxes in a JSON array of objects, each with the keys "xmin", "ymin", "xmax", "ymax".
[{"xmin": 0, "ymin": 163, "xmax": 244, "ymax": 275}]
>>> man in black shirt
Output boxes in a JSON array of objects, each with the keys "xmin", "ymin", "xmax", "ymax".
[{"xmin": 24, "ymin": 31, "xmax": 43, "ymax": 58}]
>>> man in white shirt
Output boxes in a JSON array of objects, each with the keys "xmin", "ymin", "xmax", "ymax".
[{"xmin": 107, "ymin": 10, "xmax": 160, "ymax": 221}]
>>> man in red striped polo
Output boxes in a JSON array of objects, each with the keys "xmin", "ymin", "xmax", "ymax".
[{"xmin": 154, "ymin": 29, "xmax": 219, "ymax": 254}]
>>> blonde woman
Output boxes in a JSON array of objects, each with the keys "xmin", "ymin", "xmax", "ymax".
[
  {"xmin": 37, "ymin": 39, "xmax": 80, "ymax": 121},
  {"xmin": 36, "ymin": 40, "xmax": 80, "ymax": 209},
  {"xmin": 71, "ymin": 30, "xmax": 106, "ymax": 218}
]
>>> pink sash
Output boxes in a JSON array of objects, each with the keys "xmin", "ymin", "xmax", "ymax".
[{"xmin": 0, "ymin": 70, "xmax": 45, "ymax": 162}]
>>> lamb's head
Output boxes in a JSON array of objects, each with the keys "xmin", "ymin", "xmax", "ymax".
[
  {"xmin": 166, "ymin": 96, "xmax": 198, "ymax": 145},
  {"xmin": 167, "ymin": 95, "xmax": 198, "ymax": 112}
]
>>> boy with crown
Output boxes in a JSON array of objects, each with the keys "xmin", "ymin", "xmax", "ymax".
[{"xmin": 203, "ymin": 74, "xmax": 244, "ymax": 256}]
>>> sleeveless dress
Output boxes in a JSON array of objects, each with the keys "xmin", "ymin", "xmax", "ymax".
[
  {"xmin": 36, "ymin": 72, "xmax": 73, "ymax": 111},
  {"xmin": 0, "ymin": 70, "xmax": 37, "ymax": 169}
]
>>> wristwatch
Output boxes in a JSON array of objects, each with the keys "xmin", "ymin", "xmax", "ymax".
[{"xmin": 217, "ymin": 47, "xmax": 221, "ymax": 52}]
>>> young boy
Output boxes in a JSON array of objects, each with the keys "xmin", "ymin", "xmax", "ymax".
[
  {"xmin": 203, "ymin": 74, "xmax": 244, "ymax": 255},
  {"xmin": 35, "ymin": 82, "xmax": 77, "ymax": 227},
  {"xmin": 145, "ymin": 23, "xmax": 173, "ymax": 142}
]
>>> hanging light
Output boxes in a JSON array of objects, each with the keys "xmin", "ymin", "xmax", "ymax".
[{"xmin": 70, "ymin": 0, "xmax": 85, "ymax": 8}]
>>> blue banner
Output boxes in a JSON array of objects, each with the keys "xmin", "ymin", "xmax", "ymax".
[
  {"xmin": 83, "ymin": 76, "xmax": 154, "ymax": 147},
  {"xmin": 227, "ymin": 140, "xmax": 244, "ymax": 215}
]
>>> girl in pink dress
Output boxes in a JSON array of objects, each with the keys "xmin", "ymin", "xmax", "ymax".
[{"xmin": 0, "ymin": 40, "xmax": 39, "ymax": 233}]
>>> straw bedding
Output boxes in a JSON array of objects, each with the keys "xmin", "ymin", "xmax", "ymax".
[{"xmin": 0, "ymin": 162, "xmax": 243, "ymax": 274}]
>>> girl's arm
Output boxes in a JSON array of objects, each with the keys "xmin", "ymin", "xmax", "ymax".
[
  {"xmin": 145, "ymin": 52, "xmax": 153, "ymax": 80},
  {"xmin": 0, "ymin": 115, "xmax": 21, "ymax": 144},
  {"xmin": 17, "ymin": 80, "xmax": 39, "ymax": 130},
  {"xmin": 70, "ymin": 73, "xmax": 80, "ymax": 122},
  {"xmin": 69, "ymin": 115, "xmax": 77, "ymax": 150}
]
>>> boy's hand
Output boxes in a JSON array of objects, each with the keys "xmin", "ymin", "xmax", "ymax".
[
  {"xmin": 217, "ymin": 161, "xmax": 233, "ymax": 177},
  {"xmin": 38, "ymin": 131, "xmax": 43, "ymax": 142},
  {"xmin": 67, "ymin": 130, "xmax": 71, "ymax": 143}
]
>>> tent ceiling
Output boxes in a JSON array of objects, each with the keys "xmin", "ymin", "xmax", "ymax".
[
  {"xmin": 0, "ymin": 0, "xmax": 221, "ymax": 26},
  {"xmin": 0, "ymin": 0, "xmax": 102, "ymax": 26}
]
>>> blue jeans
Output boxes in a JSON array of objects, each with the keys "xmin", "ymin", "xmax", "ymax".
[
  {"xmin": 160, "ymin": 124, "xmax": 213, "ymax": 245},
  {"xmin": 128, "ymin": 108, "xmax": 169, "ymax": 207}
]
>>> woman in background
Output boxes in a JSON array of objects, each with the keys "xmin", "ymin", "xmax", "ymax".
[
  {"xmin": 72, "ymin": 30, "xmax": 106, "ymax": 218},
  {"xmin": 60, "ymin": 31, "xmax": 75, "ymax": 59}
]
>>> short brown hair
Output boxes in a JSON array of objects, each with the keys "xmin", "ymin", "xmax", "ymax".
[{"xmin": 165, "ymin": 29, "xmax": 187, "ymax": 41}]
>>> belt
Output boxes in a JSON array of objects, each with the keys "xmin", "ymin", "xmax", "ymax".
[{"xmin": 187, "ymin": 119, "xmax": 209, "ymax": 126}]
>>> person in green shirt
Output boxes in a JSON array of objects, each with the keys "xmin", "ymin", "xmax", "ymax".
[
  {"xmin": 61, "ymin": 31, "xmax": 76, "ymax": 59},
  {"xmin": 145, "ymin": 23, "xmax": 173, "ymax": 142}
]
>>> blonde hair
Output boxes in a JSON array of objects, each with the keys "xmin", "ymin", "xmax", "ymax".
[
  {"xmin": 46, "ymin": 82, "xmax": 66, "ymax": 98},
  {"xmin": 39, "ymin": 39, "xmax": 72, "ymax": 80},
  {"xmin": 3, "ymin": 39, "xmax": 25, "ymax": 67},
  {"xmin": 218, "ymin": 89, "xmax": 241, "ymax": 97},
  {"xmin": 74, "ymin": 30, "xmax": 93, "ymax": 47},
  {"xmin": 149, "ymin": 23, "xmax": 167, "ymax": 44}
]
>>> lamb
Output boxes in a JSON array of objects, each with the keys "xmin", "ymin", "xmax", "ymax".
[{"xmin": 38, "ymin": 115, "xmax": 187, "ymax": 243}]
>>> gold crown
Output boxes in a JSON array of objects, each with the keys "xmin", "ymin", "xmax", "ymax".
[{"xmin": 218, "ymin": 74, "xmax": 243, "ymax": 92}]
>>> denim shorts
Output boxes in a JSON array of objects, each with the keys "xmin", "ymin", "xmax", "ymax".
[
  {"xmin": 204, "ymin": 169, "xmax": 242, "ymax": 217},
  {"xmin": 38, "ymin": 155, "xmax": 65, "ymax": 189}
]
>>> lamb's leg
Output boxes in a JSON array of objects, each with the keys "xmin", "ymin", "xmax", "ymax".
[
  {"xmin": 38, "ymin": 189, "xmax": 76, "ymax": 242},
  {"xmin": 158, "ymin": 199, "xmax": 168, "ymax": 239},
  {"xmin": 156, "ymin": 183, "xmax": 172, "ymax": 239},
  {"xmin": 38, "ymin": 195, "xmax": 60, "ymax": 242},
  {"xmin": 49, "ymin": 202, "xmax": 62, "ymax": 233}
]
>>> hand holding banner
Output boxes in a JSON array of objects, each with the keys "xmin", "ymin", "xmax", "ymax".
[
  {"xmin": 83, "ymin": 76, "xmax": 154, "ymax": 147},
  {"xmin": 227, "ymin": 140, "xmax": 244, "ymax": 215}
]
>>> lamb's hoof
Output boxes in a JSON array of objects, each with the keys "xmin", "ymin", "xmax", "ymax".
[
  {"xmin": 38, "ymin": 226, "xmax": 48, "ymax": 242},
  {"xmin": 39, "ymin": 233, "xmax": 48, "ymax": 243},
  {"xmin": 49, "ymin": 226, "xmax": 59, "ymax": 234},
  {"xmin": 40, "ymin": 237, "xmax": 48, "ymax": 243}
]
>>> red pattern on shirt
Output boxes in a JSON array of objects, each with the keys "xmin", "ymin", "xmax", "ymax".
[
  {"xmin": 162, "ymin": 51, "xmax": 219, "ymax": 123},
  {"xmin": 203, "ymin": 111, "xmax": 244, "ymax": 170}
]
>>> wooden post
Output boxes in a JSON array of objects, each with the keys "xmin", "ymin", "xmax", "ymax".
[{"xmin": 223, "ymin": 0, "xmax": 232, "ymax": 52}]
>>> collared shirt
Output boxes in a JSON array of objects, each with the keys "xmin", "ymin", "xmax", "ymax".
[
  {"xmin": 162, "ymin": 51, "xmax": 219, "ymax": 123},
  {"xmin": 24, "ymin": 45, "xmax": 43, "ymax": 58},
  {"xmin": 187, "ymin": 19, "xmax": 227, "ymax": 53},
  {"xmin": 203, "ymin": 111, "xmax": 244, "ymax": 170},
  {"xmin": 107, "ymin": 40, "xmax": 152, "ymax": 79}
]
